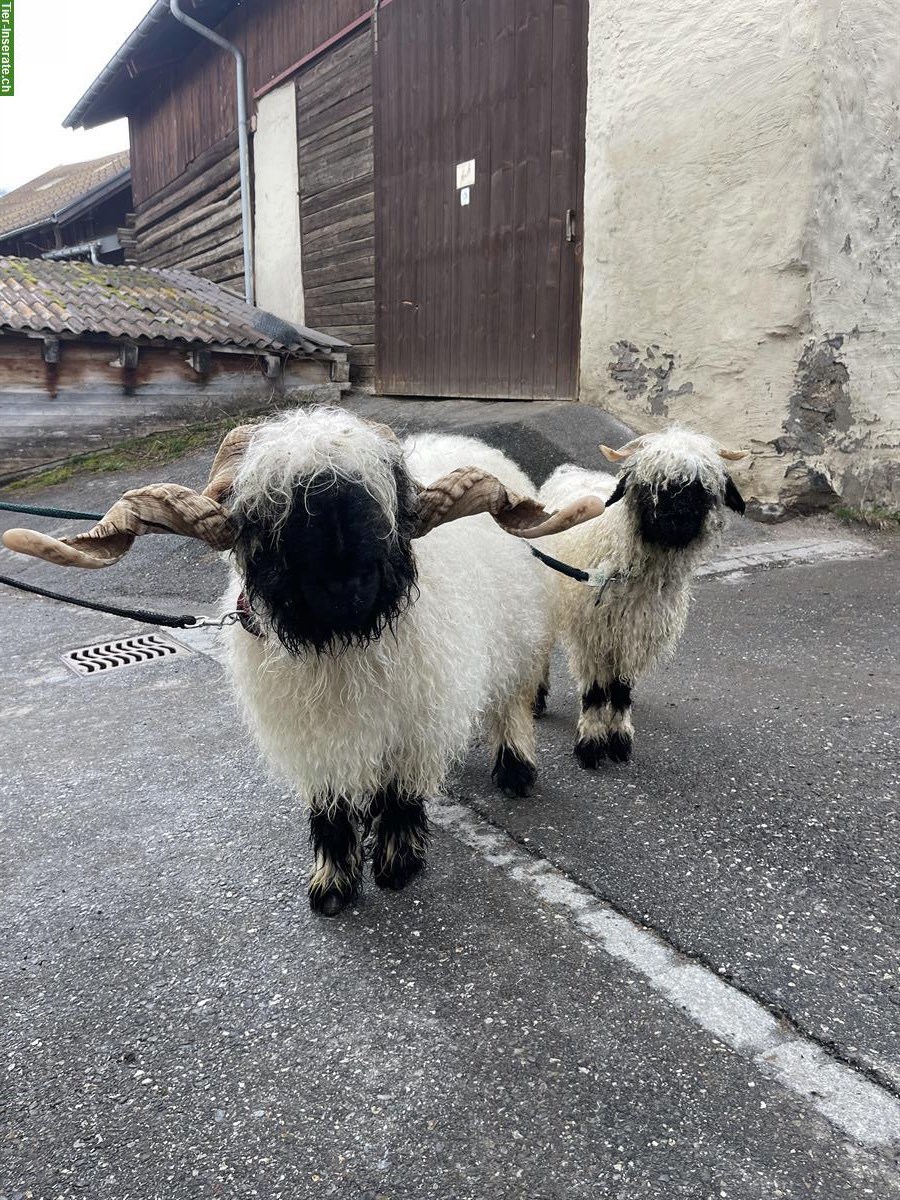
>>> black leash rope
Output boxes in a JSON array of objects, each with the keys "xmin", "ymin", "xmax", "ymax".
[
  {"xmin": 0, "ymin": 573, "xmax": 234, "ymax": 629},
  {"xmin": 0, "ymin": 500, "xmax": 241, "ymax": 629},
  {"xmin": 529, "ymin": 545, "xmax": 628, "ymax": 605},
  {"xmin": 0, "ymin": 500, "xmax": 104, "ymax": 521},
  {"xmin": 529, "ymin": 545, "xmax": 591, "ymax": 583}
]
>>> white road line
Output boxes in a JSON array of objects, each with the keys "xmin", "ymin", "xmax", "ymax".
[
  {"xmin": 433, "ymin": 801, "xmax": 900, "ymax": 1157},
  {"xmin": 701, "ymin": 537, "xmax": 876, "ymax": 578}
]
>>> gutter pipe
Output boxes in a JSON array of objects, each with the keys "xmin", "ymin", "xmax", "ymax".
[
  {"xmin": 42, "ymin": 236, "xmax": 121, "ymax": 264},
  {"xmin": 168, "ymin": 0, "xmax": 255, "ymax": 305},
  {"xmin": 42, "ymin": 241, "xmax": 103, "ymax": 265}
]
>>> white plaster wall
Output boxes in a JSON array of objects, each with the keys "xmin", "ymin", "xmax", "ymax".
[
  {"xmin": 800, "ymin": 0, "xmax": 900, "ymax": 510},
  {"xmin": 253, "ymin": 81, "xmax": 306, "ymax": 326},
  {"xmin": 580, "ymin": 0, "xmax": 900, "ymax": 511},
  {"xmin": 580, "ymin": 0, "xmax": 820, "ymax": 506}
]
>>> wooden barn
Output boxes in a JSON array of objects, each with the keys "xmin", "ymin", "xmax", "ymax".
[
  {"xmin": 64, "ymin": 0, "xmax": 588, "ymax": 399},
  {"xmin": 61, "ymin": 0, "xmax": 900, "ymax": 510}
]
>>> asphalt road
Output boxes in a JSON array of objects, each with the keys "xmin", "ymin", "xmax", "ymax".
[{"xmin": 1, "ymin": 415, "xmax": 898, "ymax": 1199}]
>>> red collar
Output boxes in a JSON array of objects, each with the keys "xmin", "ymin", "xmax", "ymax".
[{"xmin": 236, "ymin": 590, "xmax": 263, "ymax": 638}]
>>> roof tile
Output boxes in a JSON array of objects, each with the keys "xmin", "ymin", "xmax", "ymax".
[
  {"xmin": 0, "ymin": 153, "xmax": 130, "ymax": 239},
  {"xmin": 0, "ymin": 257, "xmax": 347, "ymax": 356}
]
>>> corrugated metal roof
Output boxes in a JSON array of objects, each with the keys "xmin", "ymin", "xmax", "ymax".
[
  {"xmin": 0, "ymin": 256, "xmax": 348, "ymax": 356},
  {"xmin": 0, "ymin": 153, "xmax": 131, "ymax": 240}
]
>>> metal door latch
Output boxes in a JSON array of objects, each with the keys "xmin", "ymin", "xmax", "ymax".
[{"xmin": 566, "ymin": 209, "xmax": 577, "ymax": 243}]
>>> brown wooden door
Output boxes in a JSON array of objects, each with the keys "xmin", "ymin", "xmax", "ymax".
[{"xmin": 373, "ymin": 0, "xmax": 588, "ymax": 399}]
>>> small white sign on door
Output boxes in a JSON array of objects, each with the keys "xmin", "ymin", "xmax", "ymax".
[
  {"xmin": 460, "ymin": 186, "xmax": 471, "ymax": 207},
  {"xmin": 456, "ymin": 159, "xmax": 475, "ymax": 190}
]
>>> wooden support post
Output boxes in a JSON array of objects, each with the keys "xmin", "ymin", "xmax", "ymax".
[
  {"xmin": 111, "ymin": 343, "xmax": 140, "ymax": 370},
  {"xmin": 188, "ymin": 348, "xmax": 212, "ymax": 376},
  {"xmin": 42, "ymin": 338, "xmax": 61, "ymax": 398}
]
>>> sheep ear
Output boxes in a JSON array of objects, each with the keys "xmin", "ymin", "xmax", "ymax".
[
  {"xmin": 723, "ymin": 475, "xmax": 746, "ymax": 515},
  {"xmin": 600, "ymin": 436, "xmax": 644, "ymax": 463},
  {"xmin": 605, "ymin": 475, "xmax": 628, "ymax": 507}
]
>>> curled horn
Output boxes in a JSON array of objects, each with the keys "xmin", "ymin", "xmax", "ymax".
[
  {"xmin": 1, "ymin": 423, "xmax": 257, "ymax": 569},
  {"xmin": 203, "ymin": 423, "xmax": 257, "ymax": 500},
  {"xmin": 600, "ymin": 436, "xmax": 646, "ymax": 463},
  {"xmin": 414, "ymin": 467, "xmax": 605, "ymax": 539}
]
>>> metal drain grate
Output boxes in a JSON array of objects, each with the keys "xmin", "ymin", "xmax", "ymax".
[{"xmin": 61, "ymin": 633, "xmax": 193, "ymax": 677}]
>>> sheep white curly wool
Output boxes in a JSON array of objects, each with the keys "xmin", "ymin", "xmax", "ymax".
[
  {"xmin": 537, "ymin": 427, "xmax": 747, "ymax": 767},
  {"xmin": 221, "ymin": 408, "xmax": 557, "ymax": 914},
  {"xmin": 0, "ymin": 404, "xmax": 597, "ymax": 918}
]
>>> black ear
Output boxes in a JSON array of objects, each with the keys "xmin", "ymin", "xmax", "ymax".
[
  {"xmin": 606, "ymin": 474, "xmax": 628, "ymax": 507},
  {"xmin": 723, "ymin": 475, "xmax": 746, "ymax": 515}
]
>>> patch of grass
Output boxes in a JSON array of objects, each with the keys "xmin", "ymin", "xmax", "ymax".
[
  {"xmin": 835, "ymin": 504, "xmax": 900, "ymax": 531},
  {"xmin": 2, "ymin": 413, "xmax": 266, "ymax": 495}
]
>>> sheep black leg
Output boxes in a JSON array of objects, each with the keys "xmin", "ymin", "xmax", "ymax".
[
  {"xmin": 533, "ymin": 654, "xmax": 552, "ymax": 718},
  {"xmin": 606, "ymin": 678, "xmax": 634, "ymax": 762},
  {"xmin": 489, "ymin": 681, "xmax": 538, "ymax": 797},
  {"xmin": 574, "ymin": 681, "xmax": 609, "ymax": 769},
  {"xmin": 308, "ymin": 801, "xmax": 362, "ymax": 917},
  {"xmin": 370, "ymin": 785, "xmax": 430, "ymax": 892}
]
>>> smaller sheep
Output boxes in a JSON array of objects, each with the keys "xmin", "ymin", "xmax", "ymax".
[{"xmin": 536, "ymin": 428, "xmax": 747, "ymax": 766}]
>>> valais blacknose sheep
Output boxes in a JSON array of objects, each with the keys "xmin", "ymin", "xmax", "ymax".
[
  {"xmin": 536, "ymin": 428, "xmax": 748, "ymax": 767},
  {"xmin": 3, "ymin": 408, "xmax": 600, "ymax": 916}
]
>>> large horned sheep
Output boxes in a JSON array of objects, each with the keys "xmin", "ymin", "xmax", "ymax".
[
  {"xmin": 535, "ymin": 428, "xmax": 748, "ymax": 767},
  {"xmin": 3, "ymin": 408, "xmax": 600, "ymax": 916}
]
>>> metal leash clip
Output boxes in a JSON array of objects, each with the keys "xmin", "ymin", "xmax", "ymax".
[
  {"xmin": 530, "ymin": 546, "xmax": 629, "ymax": 601},
  {"xmin": 181, "ymin": 610, "xmax": 243, "ymax": 630}
]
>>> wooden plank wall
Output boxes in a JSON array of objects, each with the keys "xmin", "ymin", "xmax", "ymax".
[
  {"xmin": 296, "ymin": 29, "xmax": 375, "ymax": 382},
  {"xmin": 0, "ymin": 336, "xmax": 335, "ymax": 478},
  {"xmin": 129, "ymin": 0, "xmax": 370, "ymax": 206},
  {"xmin": 128, "ymin": 131, "xmax": 245, "ymax": 294}
]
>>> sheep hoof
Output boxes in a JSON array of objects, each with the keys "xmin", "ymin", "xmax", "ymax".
[
  {"xmin": 574, "ymin": 737, "xmax": 607, "ymax": 770},
  {"xmin": 606, "ymin": 731, "xmax": 633, "ymax": 763},
  {"xmin": 492, "ymin": 747, "xmax": 537, "ymax": 798},
  {"xmin": 533, "ymin": 683, "xmax": 550, "ymax": 718},
  {"xmin": 309, "ymin": 886, "xmax": 355, "ymax": 917},
  {"xmin": 372, "ymin": 849, "xmax": 427, "ymax": 891}
]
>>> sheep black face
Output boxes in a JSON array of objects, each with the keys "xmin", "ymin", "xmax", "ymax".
[
  {"xmin": 634, "ymin": 477, "xmax": 717, "ymax": 549},
  {"xmin": 236, "ymin": 464, "xmax": 419, "ymax": 655},
  {"xmin": 606, "ymin": 467, "xmax": 746, "ymax": 551}
]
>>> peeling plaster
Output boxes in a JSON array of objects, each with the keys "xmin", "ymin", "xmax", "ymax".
[
  {"xmin": 780, "ymin": 337, "xmax": 853, "ymax": 457},
  {"xmin": 608, "ymin": 342, "xmax": 693, "ymax": 418}
]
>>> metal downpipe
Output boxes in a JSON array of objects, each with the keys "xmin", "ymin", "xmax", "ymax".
[{"xmin": 168, "ymin": 0, "xmax": 255, "ymax": 304}]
